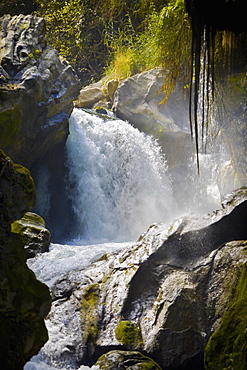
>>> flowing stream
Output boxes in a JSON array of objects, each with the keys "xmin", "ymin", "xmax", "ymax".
[{"xmin": 25, "ymin": 108, "xmax": 229, "ymax": 369}]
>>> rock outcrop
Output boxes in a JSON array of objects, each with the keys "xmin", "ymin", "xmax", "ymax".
[
  {"xmin": 40, "ymin": 187, "xmax": 247, "ymax": 369},
  {"xmin": 74, "ymin": 79, "xmax": 119, "ymax": 110},
  {"xmin": 0, "ymin": 13, "xmax": 80, "ymax": 168},
  {"xmin": 11, "ymin": 211, "xmax": 51, "ymax": 258},
  {"xmin": 95, "ymin": 350, "xmax": 162, "ymax": 369},
  {"xmin": 0, "ymin": 13, "xmax": 81, "ymax": 240},
  {"xmin": 0, "ymin": 150, "xmax": 51, "ymax": 369},
  {"xmin": 112, "ymin": 68, "xmax": 193, "ymax": 170},
  {"xmin": 74, "ymin": 80, "xmax": 106, "ymax": 109}
]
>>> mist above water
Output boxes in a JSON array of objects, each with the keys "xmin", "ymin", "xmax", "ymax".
[{"xmin": 66, "ymin": 108, "xmax": 178, "ymax": 243}]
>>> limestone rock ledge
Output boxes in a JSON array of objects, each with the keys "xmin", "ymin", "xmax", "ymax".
[
  {"xmin": 0, "ymin": 14, "xmax": 80, "ymax": 168},
  {"xmin": 0, "ymin": 150, "xmax": 51, "ymax": 369}
]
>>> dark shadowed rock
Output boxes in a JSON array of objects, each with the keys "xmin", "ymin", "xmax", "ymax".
[
  {"xmin": 0, "ymin": 150, "xmax": 51, "ymax": 369},
  {"xmin": 96, "ymin": 350, "xmax": 162, "ymax": 369}
]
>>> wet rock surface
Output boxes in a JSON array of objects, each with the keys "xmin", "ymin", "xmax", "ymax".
[{"xmin": 44, "ymin": 188, "xmax": 247, "ymax": 369}]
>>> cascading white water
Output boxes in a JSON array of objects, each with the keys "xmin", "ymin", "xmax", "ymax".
[
  {"xmin": 25, "ymin": 107, "xmax": 242, "ymax": 370},
  {"xmin": 25, "ymin": 108, "xmax": 178, "ymax": 370},
  {"xmin": 65, "ymin": 108, "xmax": 177, "ymax": 243}
]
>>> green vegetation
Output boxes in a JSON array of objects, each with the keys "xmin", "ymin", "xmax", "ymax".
[
  {"xmin": 0, "ymin": 0, "xmax": 191, "ymax": 93},
  {"xmin": 204, "ymin": 258, "xmax": 247, "ymax": 370},
  {"xmin": 33, "ymin": 0, "xmax": 191, "ymax": 87},
  {"xmin": 0, "ymin": 0, "xmax": 38, "ymax": 16},
  {"xmin": 185, "ymin": 0, "xmax": 247, "ymax": 170},
  {"xmin": 80, "ymin": 283, "xmax": 99, "ymax": 345},
  {"xmin": 115, "ymin": 320, "xmax": 143, "ymax": 349}
]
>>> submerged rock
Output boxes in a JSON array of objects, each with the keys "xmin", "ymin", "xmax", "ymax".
[
  {"xmin": 0, "ymin": 14, "xmax": 80, "ymax": 168},
  {"xmin": 45, "ymin": 187, "xmax": 247, "ymax": 369},
  {"xmin": 0, "ymin": 150, "xmax": 51, "ymax": 369}
]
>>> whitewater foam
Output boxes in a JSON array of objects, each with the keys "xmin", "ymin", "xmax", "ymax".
[{"xmin": 66, "ymin": 108, "xmax": 177, "ymax": 242}]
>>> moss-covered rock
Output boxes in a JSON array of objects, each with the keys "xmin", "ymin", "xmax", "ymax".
[
  {"xmin": 115, "ymin": 320, "xmax": 143, "ymax": 350},
  {"xmin": 0, "ymin": 150, "xmax": 51, "ymax": 369},
  {"xmin": 0, "ymin": 104, "xmax": 22, "ymax": 147},
  {"xmin": 80, "ymin": 283, "xmax": 100, "ymax": 361},
  {"xmin": 0, "ymin": 150, "xmax": 36, "ymax": 226},
  {"xmin": 96, "ymin": 350, "xmax": 162, "ymax": 370},
  {"xmin": 11, "ymin": 211, "xmax": 51, "ymax": 258},
  {"xmin": 204, "ymin": 255, "xmax": 247, "ymax": 370},
  {"xmin": 0, "ymin": 232, "xmax": 51, "ymax": 369}
]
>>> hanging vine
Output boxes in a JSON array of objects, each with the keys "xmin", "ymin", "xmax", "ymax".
[{"xmin": 185, "ymin": 0, "xmax": 247, "ymax": 173}]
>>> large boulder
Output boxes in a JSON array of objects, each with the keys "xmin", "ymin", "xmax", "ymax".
[
  {"xmin": 0, "ymin": 150, "xmax": 35, "ymax": 227},
  {"xmin": 74, "ymin": 79, "xmax": 119, "ymax": 109},
  {"xmin": 112, "ymin": 68, "xmax": 193, "ymax": 170},
  {"xmin": 39, "ymin": 187, "xmax": 247, "ymax": 369},
  {"xmin": 74, "ymin": 80, "xmax": 106, "ymax": 109},
  {"xmin": 0, "ymin": 14, "xmax": 80, "ymax": 168},
  {"xmin": 95, "ymin": 350, "xmax": 162, "ymax": 369},
  {"xmin": 0, "ymin": 150, "xmax": 51, "ymax": 369}
]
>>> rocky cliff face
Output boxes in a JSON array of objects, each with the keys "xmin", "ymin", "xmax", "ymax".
[
  {"xmin": 0, "ymin": 13, "xmax": 80, "ymax": 168},
  {"xmin": 0, "ymin": 149, "xmax": 51, "ymax": 370},
  {"xmin": 0, "ymin": 13, "xmax": 81, "ymax": 240},
  {"xmin": 38, "ymin": 187, "xmax": 247, "ymax": 369}
]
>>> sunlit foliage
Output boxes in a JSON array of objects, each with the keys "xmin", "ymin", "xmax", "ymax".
[
  {"xmin": 104, "ymin": 0, "xmax": 191, "ymax": 92},
  {"xmin": 34, "ymin": 0, "xmax": 191, "ymax": 86}
]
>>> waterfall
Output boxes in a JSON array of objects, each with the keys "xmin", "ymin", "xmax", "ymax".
[
  {"xmin": 24, "ymin": 108, "xmax": 178, "ymax": 370},
  {"xmin": 65, "ymin": 108, "xmax": 177, "ymax": 243},
  {"xmin": 25, "ymin": 106, "xmax": 243, "ymax": 370}
]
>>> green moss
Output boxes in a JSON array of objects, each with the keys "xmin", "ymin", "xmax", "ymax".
[
  {"xmin": 0, "ymin": 231, "xmax": 51, "ymax": 368},
  {"xmin": 80, "ymin": 283, "xmax": 99, "ymax": 345},
  {"xmin": 115, "ymin": 320, "xmax": 143, "ymax": 349},
  {"xmin": 96, "ymin": 349, "xmax": 162, "ymax": 369},
  {"xmin": 11, "ymin": 212, "xmax": 50, "ymax": 258},
  {"xmin": 0, "ymin": 105, "xmax": 22, "ymax": 147},
  {"xmin": 11, "ymin": 212, "xmax": 46, "ymax": 233},
  {"xmin": 95, "ymin": 106, "xmax": 108, "ymax": 115},
  {"xmin": 96, "ymin": 253, "xmax": 109, "ymax": 262},
  {"xmin": 204, "ymin": 262, "xmax": 247, "ymax": 370},
  {"xmin": 0, "ymin": 150, "xmax": 36, "ymax": 224},
  {"xmin": 13, "ymin": 164, "xmax": 36, "ymax": 205}
]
